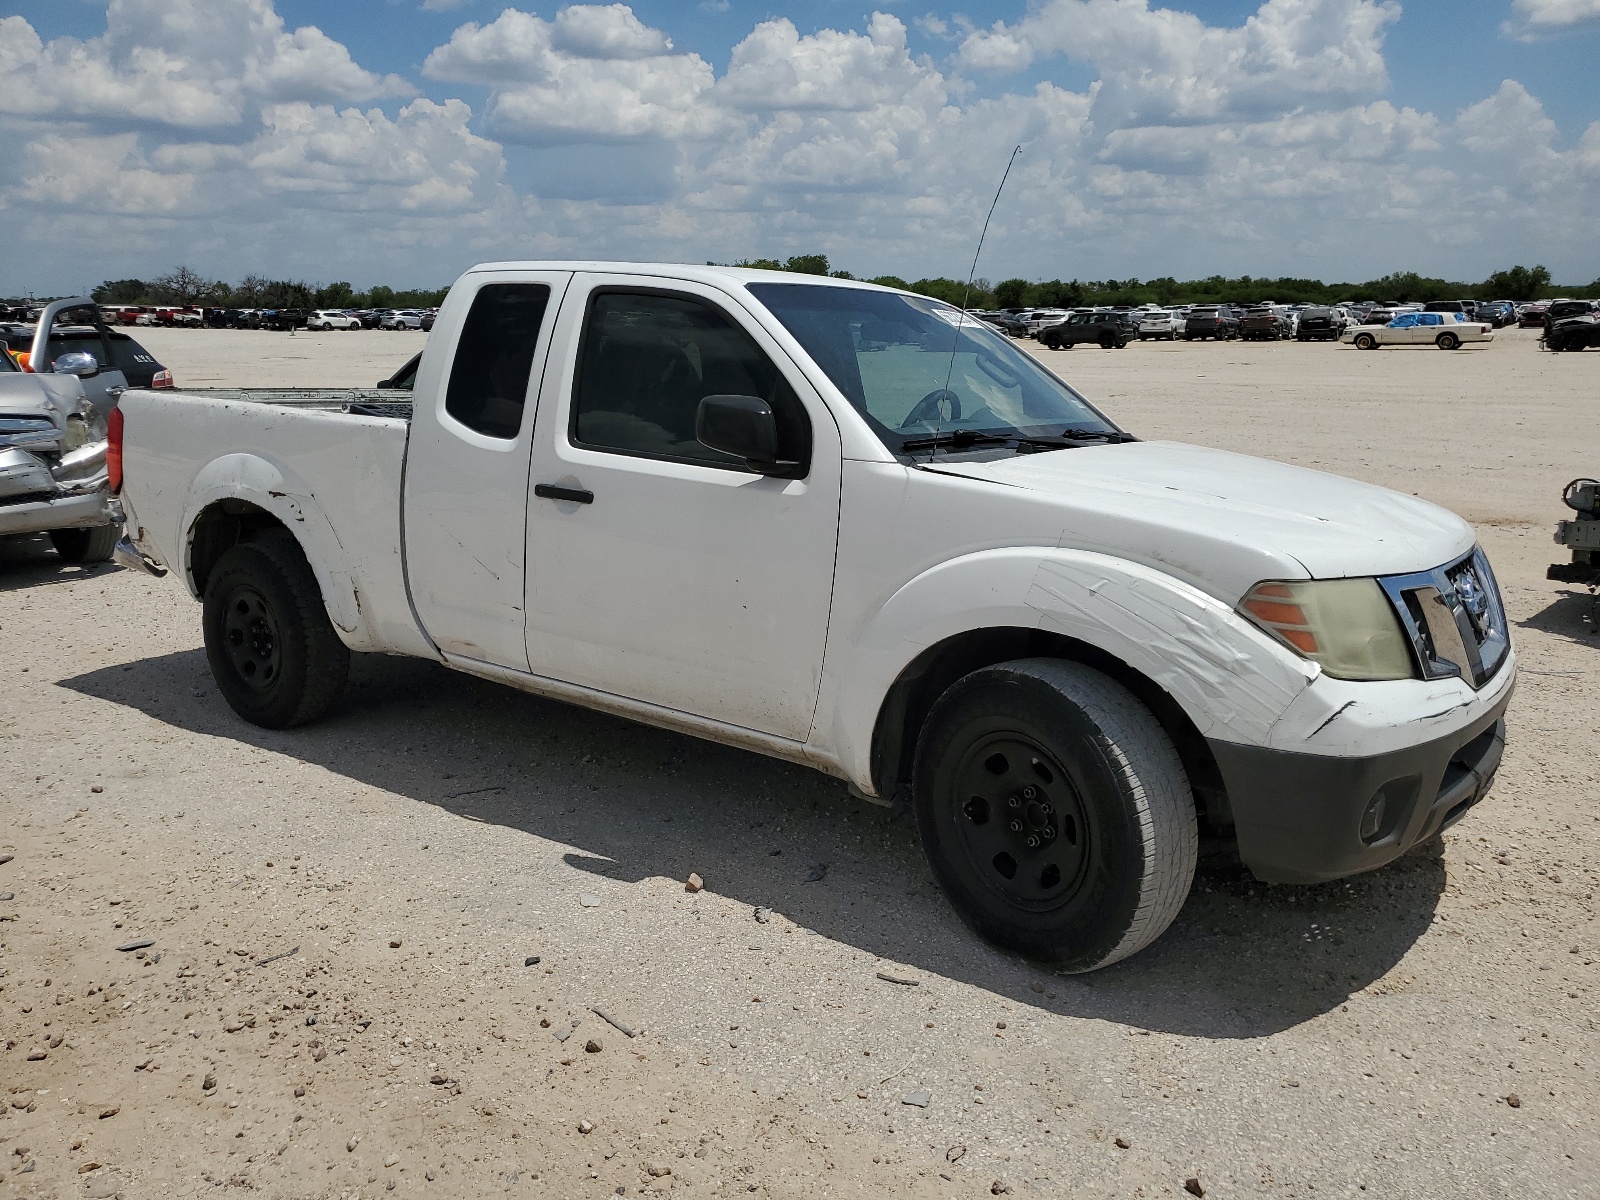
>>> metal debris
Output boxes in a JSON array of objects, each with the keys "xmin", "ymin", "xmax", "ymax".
[{"xmin": 589, "ymin": 1005, "xmax": 638, "ymax": 1038}]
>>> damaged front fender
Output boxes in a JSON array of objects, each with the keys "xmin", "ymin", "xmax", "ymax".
[{"xmin": 0, "ymin": 371, "xmax": 114, "ymax": 535}]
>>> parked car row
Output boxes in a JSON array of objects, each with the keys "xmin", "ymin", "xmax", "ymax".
[
  {"xmin": 88, "ymin": 305, "xmax": 438, "ymax": 331},
  {"xmin": 1542, "ymin": 305, "xmax": 1600, "ymax": 352},
  {"xmin": 971, "ymin": 295, "xmax": 1572, "ymax": 352},
  {"xmin": 1, "ymin": 320, "xmax": 173, "ymax": 388}
]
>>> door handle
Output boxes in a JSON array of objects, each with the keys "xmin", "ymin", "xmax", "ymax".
[
  {"xmin": 534, "ymin": 483, "xmax": 593, "ymax": 505},
  {"xmin": 106, "ymin": 386, "xmax": 126, "ymax": 398}
]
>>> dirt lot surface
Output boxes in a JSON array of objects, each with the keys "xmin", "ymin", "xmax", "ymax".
[{"xmin": 2, "ymin": 326, "xmax": 1597, "ymax": 1199}]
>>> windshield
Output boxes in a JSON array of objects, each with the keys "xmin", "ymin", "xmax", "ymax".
[{"xmin": 748, "ymin": 283, "xmax": 1118, "ymax": 453}]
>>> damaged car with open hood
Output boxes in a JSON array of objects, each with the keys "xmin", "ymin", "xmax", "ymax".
[
  {"xmin": 0, "ymin": 299, "xmax": 128, "ymax": 562},
  {"xmin": 109, "ymin": 264, "xmax": 1515, "ymax": 971}
]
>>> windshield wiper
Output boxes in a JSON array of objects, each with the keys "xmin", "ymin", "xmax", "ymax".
[
  {"xmin": 898, "ymin": 430, "xmax": 1014, "ymax": 453},
  {"xmin": 1014, "ymin": 428, "xmax": 1134, "ymax": 451},
  {"xmin": 901, "ymin": 427, "xmax": 1134, "ymax": 455}
]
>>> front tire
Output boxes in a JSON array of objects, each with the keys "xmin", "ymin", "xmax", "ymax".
[
  {"xmin": 914, "ymin": 659, "xmax": 1197, "ymax": 971},
  {"xmin": 202, "ymin": 531, "xmax": 350, "ymax": 728},
  {"xmin": 50, "ymin": 523, "xmax": 118, "ymax": 563},
  {"xmin": 1354, "ymin": 333, "xmax": 1377, "ymax": 350}
]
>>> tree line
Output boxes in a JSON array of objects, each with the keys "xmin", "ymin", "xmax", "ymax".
[
  {"xmin": 84, "ymin": 259, "xmax": 1598, "ymax": 315},
  {"xmin": 90, "ymin": 267, "xmax": 448, "ymax": 311}
]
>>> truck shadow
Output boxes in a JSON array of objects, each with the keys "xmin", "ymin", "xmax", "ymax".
[
  {"xmin": 0, "ymin": 534, "xmax": 123, "ymax": 591},
  {"xmin": 62, "ymin": 649, "xmax": 1446, "ymax": 1041}
]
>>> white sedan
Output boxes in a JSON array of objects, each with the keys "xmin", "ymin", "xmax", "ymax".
[
  {"xmin": 308, "ymin": 310, "xmax": 361, "ymax": 331},
  {"xmin": 1343, "ymin": 311, "xmax": 1494, "ymax": 350}
]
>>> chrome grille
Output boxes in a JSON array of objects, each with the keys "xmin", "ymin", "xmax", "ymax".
[{"xmin": 1379, "ymin": 548, "xmax": 1509, "ymax": 689}]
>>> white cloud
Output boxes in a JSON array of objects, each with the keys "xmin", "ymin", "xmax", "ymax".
[
  {"xmin": 1, "ymin": 0, "xmax": 1596, "ymax": 292},
  {"xmin": 716, "ymin": 14, "xmax": 934, "ymax": 112},
  {"xmin": 0, "ymin": 0, "xmax": 410, "ymax": 131},
  {"xmin": 960, "ymin": 0, "xmax": 1399, "ymax": 122},
  {"xmin": 245, "ymin": 99, "xmax": 504, "ymax": 213},
  {"xmin": 15, "ymin": 133, "xmax": 195, "ymax": 214},
  {"xmin": 423, "ymin": 5, "xmax": 722, "ymax": 143},
  {"xmin": 1507, "ymin": 0, "xmax": 1600, "ymax": 32},
  {"xmin": 1578, "ymin": 122, "xmax": 1600, "ymax": 174},
  {"xmin": 551, "ymin": 4, "xmax": 673, "ymax": 58}
]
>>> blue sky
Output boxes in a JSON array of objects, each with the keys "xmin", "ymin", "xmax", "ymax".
[{"xmin": 2, "ymin": 1, "xmax": 1597, "ymax": 293}]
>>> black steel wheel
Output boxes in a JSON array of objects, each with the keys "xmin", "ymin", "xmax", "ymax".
[
  {"xmin": 914, "ymin": 659, "xmax": 1197, "ymax": 971},
  {"xmin": 203, "ymin": 530, "xmax": 350, "ymax": 728},
  {"xmin": 220, "ymin": 583, "xmax": 284, "ymax": 693},
  {"xmin": 945, "ymin": 734, "xmax": 1092, "ymax": 909}
]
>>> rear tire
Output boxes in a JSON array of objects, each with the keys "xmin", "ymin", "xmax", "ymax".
[
  {"xmin": 202, "ymin": 531, "xmax": 350, "ymax": 728},
  {"xmin": 913, "ymin": 659, "xmax": 1197, "ymax": 971},
  {"xmin": 1436, "ymin": 332, "xmax": 1460, "ymax": 350},
  {"xmin": 50, "ymin": 523, "xmax": 118, "ymax": 563}
]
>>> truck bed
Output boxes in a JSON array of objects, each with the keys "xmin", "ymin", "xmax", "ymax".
[{"xmin": 119, "ymin": 387, "xmax": 430, "ymax": 657}]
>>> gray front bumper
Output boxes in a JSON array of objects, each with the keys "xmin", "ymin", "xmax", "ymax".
[
  {"xmin": 0, "ymin": 488, "xmax": 118, "ymax": 537},
  {"xmin": 1210, "ymin": 689, "xmax": 1510, "ymax": 885}
]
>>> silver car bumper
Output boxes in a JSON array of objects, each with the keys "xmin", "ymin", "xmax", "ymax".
[{"xmin": 0, "ymin": 487, "xmax": 118, "ymax": 537}]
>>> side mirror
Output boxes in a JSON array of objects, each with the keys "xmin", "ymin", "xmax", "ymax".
[
  {"xmin": 696, "ymin": 394, "xmax": 781, "ymax": 471},
  {"xmin": 52, "ymin": 351, "xmax": 100, "ymax": 378}
]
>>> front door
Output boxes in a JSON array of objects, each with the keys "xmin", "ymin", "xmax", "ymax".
[
  {"xmin": 403, "ymin": 270, "xmax": 571, "ymax": 668},
  {"xmin": 523, "ymin": 275, "xmax": 842, "ymax": 742}
]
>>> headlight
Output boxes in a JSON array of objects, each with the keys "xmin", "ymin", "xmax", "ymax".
[
  {"xmin": 1240, "ymin": 578, "xmax": 1414, "ymax": 681},
  {"xmin": 63, "ymin": 413, "xmax": 90, "ymax": 453}
]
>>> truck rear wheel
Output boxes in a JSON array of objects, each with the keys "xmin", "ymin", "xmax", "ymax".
[
  {"xmin": 50, "ymin": 523, "xmax": 118, "ymax": 564},
  {"xmin": 913, "ymin": 659, "xmax": 1197, "ymax": 971},
  {"xmin": 202, "ymin": 531, "xmax": 350, "ymax": 729}
]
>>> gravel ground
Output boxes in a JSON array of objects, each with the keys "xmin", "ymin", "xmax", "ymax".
[{"xmin": 1, "ymin": 325, "xmax": 1596, "ymax": 1199}]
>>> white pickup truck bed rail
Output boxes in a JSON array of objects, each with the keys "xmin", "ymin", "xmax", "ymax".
[{"xmin": 164, "ymin": 388, "xmax": 414, "ymax": 420}]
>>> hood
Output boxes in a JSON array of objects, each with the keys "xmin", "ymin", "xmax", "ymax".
[
  {"xmin": 0, "ymin": 370, "xmax": 86, "ymax": 424},
  {"xmin": 929, "ymin": 440, "xmax": 1474, "ymax": 602}
]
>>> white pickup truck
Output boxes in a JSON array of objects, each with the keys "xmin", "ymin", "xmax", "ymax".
[{"xmin": 114, "ymin": 262, "xmax": 1514, "ymax": 971}]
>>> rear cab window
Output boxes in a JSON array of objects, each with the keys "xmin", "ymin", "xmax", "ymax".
[{"xmin": 443, "ymin": 283, "xmax": 552, "ymax": 439}]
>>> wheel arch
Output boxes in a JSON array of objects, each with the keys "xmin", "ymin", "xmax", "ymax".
[
  {"xmin": 830, "ymin": 547, "xmax": 1315, "ymax": 826},
  {"xmin": 868, "ymin": 626, "xmax": 1233, "ymax": 833},
  {"xmin": 180, "ymin": 453, "xmax": 374, "ymax": 650}
]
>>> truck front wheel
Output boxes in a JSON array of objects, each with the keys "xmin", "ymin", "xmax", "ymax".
[
  {"xmin": 203, "ymin": 531, "xmax": 350, "ymax": 728},
  {"xmin": 913, "ymin": 659, "xmax": 1197, "ymax": 971}
]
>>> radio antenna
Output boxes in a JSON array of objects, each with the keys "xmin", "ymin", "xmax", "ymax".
[{"xmin": 933, "ymin": 144, "xmax": 1022, "ymax": 459}]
